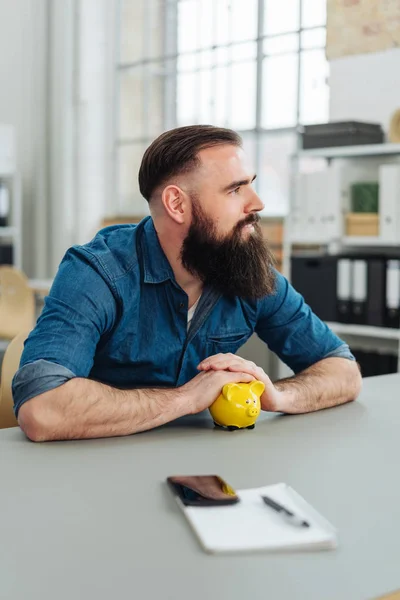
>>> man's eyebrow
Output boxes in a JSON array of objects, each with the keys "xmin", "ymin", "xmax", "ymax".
[{"xmin": 221, "ymin": 174, "xmax": 257, "ymax": 193}]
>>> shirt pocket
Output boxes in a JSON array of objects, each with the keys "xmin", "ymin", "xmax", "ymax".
[{"xmin": 206, "ymin": 331, "xmax": 252, "ymax": 356}]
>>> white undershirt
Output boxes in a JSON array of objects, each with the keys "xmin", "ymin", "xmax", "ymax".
[{"xmin": 187, "ymin": 296, "xmax": 201, "ymax": 330}]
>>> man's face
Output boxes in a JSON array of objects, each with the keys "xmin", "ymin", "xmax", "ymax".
[
  {"xmin": 185, "ymin": 144, "xmax": 265, "ymax": 239},
  {"xmin": 180, "ymin": 145, "xmax": 276, "ymax": 299}
]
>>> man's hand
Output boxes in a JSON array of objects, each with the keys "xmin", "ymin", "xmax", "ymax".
[
  {"xmin": 197, "ymin": 354, "xmax": 284, "ymax": 412},
  {"xmin": 181, "ymin": 368, "xmax": 256, "ymax": 415},
  {"xmin": 198, "ymin": 354, "xmax": 362, "ymax": 414}
]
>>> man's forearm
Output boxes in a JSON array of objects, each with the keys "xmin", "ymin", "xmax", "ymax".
[
  {"xmin": 274, "ymin": 358, "xmax": 362, "ymax": 414},
  {"xmin": 18, "ymin": 377, "xmax": 189, "ymax": 442}
]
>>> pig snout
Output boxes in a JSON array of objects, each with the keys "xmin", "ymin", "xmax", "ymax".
[{"xmin": 247, "ymin": 406, "xmax": 259, "ymax": 417}]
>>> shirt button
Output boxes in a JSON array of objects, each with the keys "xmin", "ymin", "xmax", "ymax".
[{"xmin": 179, "ymin": 302, "xmax": 184, "ymax": 309}]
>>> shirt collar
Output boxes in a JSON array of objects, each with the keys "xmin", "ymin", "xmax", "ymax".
[{"xmin": 141, "ymin": 217, "xmax": 176, "ymax": 284}]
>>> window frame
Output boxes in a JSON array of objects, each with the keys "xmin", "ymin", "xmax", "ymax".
[{"xmin": 114, "ymin": 0, "xmax": 328, "ymax": 215}]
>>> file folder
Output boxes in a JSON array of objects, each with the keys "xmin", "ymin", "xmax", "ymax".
[
  {"xmin": 366, "ymin": 258, "xmax": 386, "ymax": 327},
  {"xmin": 351, "ymin": 260, "xmax": 367, "ymax": 324},
  {"xmin": 291, "ymin": 255, "xmax": 337, "ymax": 322},
  {"xmin": 336, "ymin": 258, "xmax": 351, "ymax": 323},
  {"xmin": 385, "ymin": 260, "xmax": 400, "ymax": 328}
]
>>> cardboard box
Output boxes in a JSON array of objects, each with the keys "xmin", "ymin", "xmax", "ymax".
[{"xmin": 345, "ymin": 213, "xmax": 379, "ymax": 236}]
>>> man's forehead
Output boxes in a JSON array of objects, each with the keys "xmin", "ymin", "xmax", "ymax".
[{"xmin": 197, "ymin": 144, "xmax": 253, "ymax": 177}]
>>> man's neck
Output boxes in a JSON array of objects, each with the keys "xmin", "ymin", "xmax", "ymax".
[
  {"xmin": 170, "ymin": 259, "xmax": 203, "ymax": 307},
  {"xmin": 153, "ymin": 218, "xmax": 203, "ymax": 306}
]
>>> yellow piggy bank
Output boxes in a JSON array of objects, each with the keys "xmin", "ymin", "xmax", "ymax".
[{"xmin": 209, "ymin": 381, "xmax": 265, "ymax": 431}]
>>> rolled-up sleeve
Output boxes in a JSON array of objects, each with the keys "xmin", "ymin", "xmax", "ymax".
[
  {"xmin": 12, "ymin": 246, "xmax": 117, "ymax": 416},
  {"xmin": 12, "ymin": 360, "xmax": 76, "ymax": 417},
  {"xmin": 255, "ymin": 271, "xmax": 355, "ymax": 374}
]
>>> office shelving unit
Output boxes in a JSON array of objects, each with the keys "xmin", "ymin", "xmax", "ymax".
[
  {"xmin": 0, "ymin": 170, "xmax": 22, "ymax": 270},
  {"xmin": 295, "ymin": 143, "xmax": 400, "ymax": 159},
  {"xmin": 0, "ymin": 171, "xmax": 22, "ymax": 352},
  {"xmin": 282, "ymin": 142, "xmax": 400, "ymax": 376},
  {"xmin": 285, "ymin": 142, "xmax": 400, "ymax": 270},
  {"xmin": 0, "ymin": 126, "xmax": 22, "ymax": 271}
]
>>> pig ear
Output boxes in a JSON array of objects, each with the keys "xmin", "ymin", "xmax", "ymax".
[
  {"xmin": 222, "ymin": 383, "xmax": 240, "ymax": 400},
  {"xmin": 250, "ymin": 380, "xmax": 265, "ymax": 397}
]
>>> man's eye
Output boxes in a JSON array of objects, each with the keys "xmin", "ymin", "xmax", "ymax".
[{"xmin": 231, "ymin": 187, "xmax": 241, "ymax": 195}]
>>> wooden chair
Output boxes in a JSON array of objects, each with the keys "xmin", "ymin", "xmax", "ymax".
[
  {"xmin": 376, "ymin": 591, "xmax": 400, "ymax": 600},
  {"xmin": 0, "ymin": 330, "xmax": 29, "ymax": 428},
  {"xmin": 0, "ymin": 266, "xmax": 35, "ymax": 339}
]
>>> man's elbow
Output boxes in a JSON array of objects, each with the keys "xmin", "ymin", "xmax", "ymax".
[
  {"xmin": 17, "ymin": 395, "xmax": 60, "ymax": 442},
  {"xmin": 349, "ymin": 360, "xmax": 363, "ymax": 401}
]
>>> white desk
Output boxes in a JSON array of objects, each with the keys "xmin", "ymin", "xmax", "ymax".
[{"xmin": 1, "ymin": 374, "xmax": 399, "ymax": 600}]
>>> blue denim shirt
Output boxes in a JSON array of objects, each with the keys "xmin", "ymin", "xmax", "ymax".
[{"xmin": 13, "ymin": 217, "xmax": 354, "ymax": 416}]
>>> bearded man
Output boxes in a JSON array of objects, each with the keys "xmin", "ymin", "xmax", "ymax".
[{"xmin": 14, "ymin": 125, "xmax": 361, "ymax": 442}]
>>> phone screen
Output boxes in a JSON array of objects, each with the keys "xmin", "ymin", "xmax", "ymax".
[{"xmin": 167, "ymin": 475, "xmax": 240, "ymax": 506}]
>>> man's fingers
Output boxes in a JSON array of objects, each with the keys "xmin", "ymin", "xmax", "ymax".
[
  {"xmin": 199, "ymin": 369, "xmax": 254, "ymax": 382},
  {"xmin": 216, "ymin": 361, "xmax": 256, "ymax": 373},
  {"xmin": 224, "ymin": 371, "xmax": 255, "ymax": 383},
  {"xmin": 198, "ymin": 355, "xmax": 267, "ymax": 386},
  {"xmin": 198, "ymin": 354, "xmax": 234, "ymax": 369},
  {"xmin": 204, "ymin": 360, "xmax": 263, "ymax": 377},
  {"xmin": 199, "ymin": 357, "xmax": 250, "ymax": 371},
  {"xmin": 201, "ymin": 360, "xmax": 234, "ymax": 371}
]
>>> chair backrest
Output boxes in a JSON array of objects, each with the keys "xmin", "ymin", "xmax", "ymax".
[
  {"xmin": 0, "ymin": 266, "xmax": 35, "ymax": 339},
  {"xmin": 0, "ymin": 331, "xmax": 29, "ymax": 428},
  {"xmin": 376, "ymin": 591, "xmax": 400, "ymax": 600}
]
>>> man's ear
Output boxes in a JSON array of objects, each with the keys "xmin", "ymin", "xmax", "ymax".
[{"xmin": 161, "ymin": 185, "xmax": 187, "ymax": 224}]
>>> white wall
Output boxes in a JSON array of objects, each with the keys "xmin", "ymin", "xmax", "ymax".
[
  {"xmin": 329, "ymin": 48, "xmax": 400, "ymax": 135},
  {"xmin": 0, "ymin": 0, "xmax": 116, "ymax": 277},
  {"xmin": 0, "ymin": 0, "xmax": 48, "ymax": 277},
  {"xmin": 48, "ymin": 0, "xmax": 116, "ymax": 275},
  {"xmin": 73, "ymin": 0, "xmax": 116, "ymax": 247},
  {"xmin": 47, "ymin": 0, "xmax": 76, "ymax": 276}
]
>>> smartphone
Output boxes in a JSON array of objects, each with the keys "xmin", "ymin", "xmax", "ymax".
[{"xmin": 166, "ymin": 474, "xmax": 240, "ymax": 507}]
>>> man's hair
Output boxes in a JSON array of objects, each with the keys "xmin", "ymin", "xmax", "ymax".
[{"xmin": 138, "ymin": 125, "xmax": 242, "ymax": 202}]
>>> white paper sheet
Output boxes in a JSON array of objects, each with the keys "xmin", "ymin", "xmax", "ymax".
[{"xmin": 180, "ymin": 483, "xmax": 337, "ymax": 554}]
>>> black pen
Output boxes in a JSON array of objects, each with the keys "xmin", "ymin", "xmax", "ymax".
[{"xmin": 261, "ymin": 495, "xmax": 310, "ymax": 528}]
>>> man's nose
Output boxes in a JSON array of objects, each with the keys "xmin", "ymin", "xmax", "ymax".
[{"xmin": 246, "ymin": 189, "xmax": 265, "ymax": 213}]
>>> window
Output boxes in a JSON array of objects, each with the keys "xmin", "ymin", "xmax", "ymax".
[{"xmin": 116, "ymin": 0, "xmax": 328, "ymax": 215}]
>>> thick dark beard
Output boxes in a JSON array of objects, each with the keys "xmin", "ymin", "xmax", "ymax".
[{"xmin": 180, "ymin": 199, "xmax": 276, "ymax": 300}]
